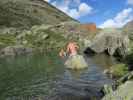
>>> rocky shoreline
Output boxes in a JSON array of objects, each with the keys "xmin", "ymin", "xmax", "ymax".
[{"xmin": 0, "ymin": 45, "xmax": 33, "ymax": 57}]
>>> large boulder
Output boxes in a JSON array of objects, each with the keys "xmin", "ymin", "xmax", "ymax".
[{"xmin": 86, "ymin": 28, "xmax": 129, "ymax": 57}]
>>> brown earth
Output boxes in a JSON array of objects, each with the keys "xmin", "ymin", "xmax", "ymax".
[{"xmin": 80, "ymin": 23, "xmax": 97, "ymax": 32}]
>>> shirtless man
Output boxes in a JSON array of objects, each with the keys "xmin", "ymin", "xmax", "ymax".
[
  {"xmin": 66, "ymin": 41, "xmax": 79, "ymax": 56},
  {"xmin": 64, "ymin": 41, "xmax": 87, "ymax": 69}
]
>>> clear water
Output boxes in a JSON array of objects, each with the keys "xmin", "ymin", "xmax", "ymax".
[{"xmin": 0, "ymin": 53, "xmax": 117, "ymax": 100}]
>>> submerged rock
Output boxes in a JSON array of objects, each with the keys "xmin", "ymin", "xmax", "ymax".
[
  {"xmin": 65, "ymin": 55, "xmax": 88, "ymax": 70},
  {"xmin": 87, "ymin": 28, "xmax": 129, "ymax": 57}
]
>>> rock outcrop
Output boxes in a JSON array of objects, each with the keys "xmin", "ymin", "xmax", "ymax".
[
  {"xmin": 86, "ymin": 28, "xmax": 129, "ymax": 57},
  {"xmin": 102, "ymin": 81, "xmax": 133, "ymax": 100},
  {"xmin": 102, "ymin": 71, "xmax": 133, "ymax": 100},
  {"xmin": 0, "ymin": 45, "xmax": 33, "ymax": 57},
  {"xmin": 81, "ymin": 23, "xmax": 97, "ymax": 32}
]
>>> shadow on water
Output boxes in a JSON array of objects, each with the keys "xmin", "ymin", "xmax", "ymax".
[{"xmin": 0, "ymin": 52, "xmax": 117, "ymax": 100}]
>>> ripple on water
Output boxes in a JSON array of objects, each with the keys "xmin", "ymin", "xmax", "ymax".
[{"xmin": 0, "ymin": 53, "xmax": 116, "ymax": 100}]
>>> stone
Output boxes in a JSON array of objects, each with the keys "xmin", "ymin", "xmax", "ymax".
[
  {"xmin": 42, "ymin": 34, "xmax": 49, "ymax": 40},
  {"xmin": 0, "ymin": 27, "xmax": 17, "ymax": 35},
  {"xmin": 0, "ymin": 45, "xmax": 33, "ymax": 57},
  {"xmin": 65, "ymin": 55, "xmax": 88, "ymax": 70},
  {"xmin": 102, "ymin": 71, "xmax": 133, "ymax": 100},
  {"xmin": 102, "ymin": 81, "xmax": 133, "ymax": 100},
  {"xmin": 87, "ymin": 28, "xmax": 129, "ymax": 57},
  {"xmin": 0, "ymin": 46, "xmax": 15, "ymax": 56}
]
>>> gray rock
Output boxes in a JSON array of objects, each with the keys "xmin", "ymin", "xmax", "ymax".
[
  {"xmin": 102, "ymin": 81, "xmax": 133, "ymax": 100},
  {"xmin": 0, "ymin": 45, "xmax": 33, "ymax": 57},
  {"xmin": 0, "ymin": 46, "xmax": 15, "ymax": 56},
  {"xmin": 42, "ymin": 34, "xmax": 49, "ymax": 40},
  {"xmin": 87, "ymin": 28, "xmax": 129, "ymax": 56},
  {"xmin": 0, "ymin": 27, "xmax": 18, "ymax": 35},
  {"xmin": 102, "ymin": 71, "xmax": 133, "ymax": 100}
]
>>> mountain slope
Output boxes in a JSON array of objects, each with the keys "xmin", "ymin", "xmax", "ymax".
[
  {"xmin": 123, "ymin": 20, "xmax": 133, "ymax": 40},
  {"xmin": 0, "ymin": 0, "xmax": 75, "ymax": 28},
  {"xmin": 124, "ymin": 20, "xmax": 133, "ymax": 31}
]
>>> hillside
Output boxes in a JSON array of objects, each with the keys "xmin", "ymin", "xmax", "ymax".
[
  {"xmin": 123, "ymin": 20, "xmax": 133, "ymax": 40},
  {"xmin": 0, "ymin": 0, "xmax": 75, "ymax": 28},
  {"xmin": 124, "ymin": 20, "xmax": 133, "ymax": 31},
  {"xmin": 0, "ymin": 0, "xmax": 99, "ymax": 57}
]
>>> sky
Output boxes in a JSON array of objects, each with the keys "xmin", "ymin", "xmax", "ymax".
[{"xmin": 44, "ymin": 0, "xmax": 133, "ymax": 28}]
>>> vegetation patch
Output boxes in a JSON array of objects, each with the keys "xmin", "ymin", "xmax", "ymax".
[
  {"xmin": 0, "ymin": 34, "xmax": 16, "ymax": 48},
  {"xmin": 110, "ymin": 64, "xmax": 128, "ymax": 78}
]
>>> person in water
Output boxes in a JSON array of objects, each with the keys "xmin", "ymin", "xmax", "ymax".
[
  {"xmin": 59, "ymin": 41, "xmax": 78, "ymax": 58},
  {"xmin": 64, "ymin": 40, "xmax": 88, "ymax": 70},
  {"xmin": 66, "ymin": 41, "xmax": 79, "ymax": 56}
]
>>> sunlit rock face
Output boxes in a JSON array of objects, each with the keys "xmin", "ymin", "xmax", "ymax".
[
  {"xmin": 86, "ymin": 28, "xmax": 129, "ymax": 57},
  {"xmin": 81, "ymin": 23, "xmax": 97, "ymax": 32}
]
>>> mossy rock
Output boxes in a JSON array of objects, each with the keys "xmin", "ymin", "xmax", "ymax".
[{"xmin": 110, "ymin": 64, "xmax": 128, "ymax": 78}]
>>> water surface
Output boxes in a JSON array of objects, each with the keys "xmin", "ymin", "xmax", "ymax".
[{"xmin": 0, "ymin": 53, "xmax": 117, "ymax": 100}]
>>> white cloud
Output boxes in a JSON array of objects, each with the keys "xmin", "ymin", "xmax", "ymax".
[
  {"xmin": 68, "ymin": 3, "xmax": 93, "ymax": 19},
  {"xmin": 44, "ymin": 0, "xmax": 50, "ymax": 2},
  {"xmin": 51, "ymin": 1, "xmax": 93, "ymax": 19},
  {"xmin": 79, "ymin": 3, "xmax": 93, "ymax": 16},
  {"xmin": 69, "ymin": 9, "xmax": 80, "ymax": 19},
  {"xmin": 99, "ymin": 8, "xmax": 133, "ymax": 28},
  {"xmin": 127, "ymin": 0, "xmax": 133, "ymax": 5}
]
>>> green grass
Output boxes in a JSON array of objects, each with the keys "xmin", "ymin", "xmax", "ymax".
[
  {"xmin": 110, "ymin": 64, "xmax": 128, "ymax": 77},
  {"xmin": 22, "ymin": 28, "xmax": 67, "ymax": 50},
  {"xmin": 0, "ymin": 34, "xmax": 16, "ymax": 48}
]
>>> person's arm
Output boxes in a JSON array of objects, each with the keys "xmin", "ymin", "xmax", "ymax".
[
  {"xmin": 59, "ymin": 49, "xmax": 66, "ymax": 58},
  {"xmin": 59, "ymin": 50, "xmax": 63, "ymax": 57},
  {"xmin": 66, "ymin": 45, "xmax": 70, "ymax": 53}
]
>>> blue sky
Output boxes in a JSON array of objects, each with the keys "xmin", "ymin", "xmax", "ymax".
[{"xmin": 45, "ymin": 0, "xmax": 133, "ymax": 28}]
